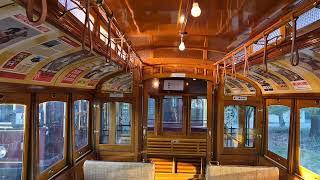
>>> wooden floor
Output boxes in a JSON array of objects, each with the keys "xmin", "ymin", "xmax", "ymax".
[{"xmin": 155, "ymin": 173, "xmax": 204, "ymax": 180}]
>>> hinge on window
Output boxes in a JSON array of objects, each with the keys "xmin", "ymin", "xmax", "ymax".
[
  {"xmin": 258, "ymin": 109, "xmax": 263, "ymax": 112},
  {"xmin": 94, "ymin": 130, "xmax": 99, "ymax": 134}
]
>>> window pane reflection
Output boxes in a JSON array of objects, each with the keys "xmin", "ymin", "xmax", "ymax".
[
  {"xmin": 162, "ymin": 96, "xmax": 183, "ymax": 132},
  {"xmin": 116, "ymin": 103, "xmax": 131, "ymax": 144},
  {"xmin": 39, "ymin": 101, "xmax": 66, "ymax": 172},
  {"xmin": 0, "ymin": 104, "xmax": 25, "ymax": 179},
  {"xmin": 190, "ymin": 97, "xmax": 207, "ymax": 132},
  {"xmin": 100, "ymin": 103, "xmax": 110, "ymax": 144},
  {"xmin": 268, "ymin": 105, "xmax": 291, "ymax": 159},
  {"xmin": 224, "ymin": 105, "xmax": 241, "ymax": 147},
  {"xmin": 147, "ymin": 98, "xmax": 155, "ymax": 131},
  {"xmin": 300, "ymin": 107, "xmax": 320, "ymax": 175},
  {"xmin": 74, "ymin": 100, "xmax": 89, "ymax": 151}
]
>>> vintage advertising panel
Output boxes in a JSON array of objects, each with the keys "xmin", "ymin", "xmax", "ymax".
[
  {"xmin": 101, "ymin": 73, "xmax": 133, "ymax": 93},
  {"xmin": 75, "ymin": 61, "xmax": 119, "ymax": 87}
]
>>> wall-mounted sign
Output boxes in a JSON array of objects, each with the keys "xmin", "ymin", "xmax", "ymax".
[
  {"xmin": 109, "ymin": 92, "xmax": 124, "ymax": 98},
  {"xmin": 170, "ymin": 73, "xmax": 186, "ymax": 78},
  {"xmin": 163, "ymin": 80, "xmax": 184, "ymax": 91},
  {"xmin": 233, "ymin": 96, "xmax": 248, "ymax": 101}
]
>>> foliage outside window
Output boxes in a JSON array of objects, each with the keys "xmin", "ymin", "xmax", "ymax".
[
  {"xmin": 116, "ymin": 103, "xmax": 132, "ymax": 144},
  {"xmin": 267, "ymin": 105, "xmax": 291, "ymax": 159},
  {"xmin": 100, "ymin": 103, "xmax": 110, "ymax": 144},
  {"xmin": 147, "ymin": 98, "xmax": 156, "ymax": 131},
  {"xmin": 162, "ymin": 96, "xmax": 183, "ymax": 132},
  {"xmin": 224, "ymin": 105, "xmax": 256, "ymax": 148},
  {"xmin": 299, "ymin": 107, "xmax": 320, "ymax": 175},
  {"xmin": 0, "ymin": 104, "xmax": 26, "ymax": 179},
  {"xmin": 74, "ymin": 100, "xmax": 89, "ymax": 151},
  {"xmin": 190, "ymin": 97, "xmax": 207, "ymax": 132},
  {"xmin": 38, "ymin": 101, "xmax": 66, "ymax": 172}
]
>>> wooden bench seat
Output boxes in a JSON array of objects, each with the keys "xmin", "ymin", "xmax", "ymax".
[
  {"xmin": 83, "ymin": 160, "xmax": 155, "ymax": 180},
  {"xmin": 206, "ymin": 165, "xmax": 279, "ymax": 180}
]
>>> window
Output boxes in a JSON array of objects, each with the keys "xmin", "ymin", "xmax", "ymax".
[
  {"xmin": 224, "ymin": 105, "xmax": 241, "ymax": 147},
  {"xmin": 253, "ymin": 28, "xmax": 281, "ymax": 53},
  {"xmin": 58, "ymin": 0, "xmax": 95, "ymax": 30},
  {"xmin": 100, "ymin": 26, "xmax": 109, "ymax": 44},
  {"xmin": 74, "ymin": 100, "xmax": 89, "ymax": 151},
  {"xmin": 224, "ymin": 105, "xmax": 256, "ymax": 148},
  {"xmin": 267, "ymin": 105, "xmax": 291, "ymax": 159},
  {"xmin": 115, "ymin": 103, "xmax": 132, "ymax": 144},
  {"xmin": 147, "ymin": 98, "xmax": 156, "ymax": 131},
  {"xmin": 162, "ymin": 96, "xmax": 183, "ymax": 132},
  {"xmin": 190, "ymin": 97, "xmax": 207, "ymax": 132},
  {"xmin": 296, "ymin": 7, "xmax": 320, "ymax": 30},
  {"xmin": 38, "ymin": 101, "xmax": 66, "ymax": 172},
  {"xmin": 100, "ymin": 103, "xmax": 110, "ymax": 144},
  {"xmin": 0, "ymin": 104, "xmax": 26, "ymax": 179},
  {"xmin": 299, "ymin": 107, "xmax": 320, "ymax": 175}
]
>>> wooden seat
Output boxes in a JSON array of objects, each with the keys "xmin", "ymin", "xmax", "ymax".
[
  {"xmin": 206, "ymin": 165, "xmax": 279, "ymax": 180},
  {"xmin": 83, "ymin": 160, "xmax": 155, "ymax": 180}
]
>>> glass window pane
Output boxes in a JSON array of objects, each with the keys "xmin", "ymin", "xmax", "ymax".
[
  {"xmin": 100, "ymin": 103, "xmax": 110, "ymax": 144},
  {"xmin": 190, "ymin": 97, "xmax": 207, "ymax": 133},
  {"xmin": 267, "ymin": 105, "xmax": 291, "ymax": 159},
  {"xmin": 299, "ymin": 107, "xmax": 320, "ymax": 175},
  {"xmin": 116, "ymin": 103, "xmax": 131, "ymax": 144},
  {"xmin": 162, "ymin": 96, "xmax": 183, "ymax": 132},
  {"xmin": 224, "ymin": 105, "xmax": 241, "ymax": 147},
  {"xmin": 245, "ymin": 106, "xmax": 255, "ymax": 147},
  {"xmin": 39, "ymin": 101, "xmax": 66, "ymax": 172},
  {"xmin": 0, "ymin": 104, "xmax": 25, "ymax": 179},
  {"xmin": 147, "ymin": 98, "xmax": 156, "ymax": 131},
  {"xmin": 74, "ymin": 100, "xmax": 89, "ymax": 151}
]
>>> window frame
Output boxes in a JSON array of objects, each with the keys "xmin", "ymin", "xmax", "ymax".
[
  {"xmin": 223, "ymin": 100, "xmax": 259, "ymax": 154},
  {"xmin": 160, "ymin": 95, "xmax": 187, "ymax": 136},
  {"xmin": 36, "ymin": 93, "xmax": 68, "ymax": 180},
  {"xmin": 188, "ymin": 96, "xmax": 208, "ymax": 135},
  {"xmin": 147, "ymin": 96, "xmax": 157, "ymax": 134},
  {"xmin": 0, "ymin": 93, "xmax": 30, "ymax": 180},
  {"xmin": 97, "ymin": 100, "xmax": 134, "ymax": 148},
  {"xmin": 72, "ymin": 94, "xmax": 92, "ymax": 161},
  {"xmin": 295, "ymin": 99, "xmax": 320, "ymax": 179},
  {"xmin": 265, "ymin": 99, "xmax": 293, "ymax": 168}
]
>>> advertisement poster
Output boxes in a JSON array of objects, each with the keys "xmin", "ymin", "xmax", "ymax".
[
  {"xmin": 269, "ymin": 63, "xmax": 311, "ymax": 90},
  {"xmin": 247, "ymin": 74, "xmax": 274, "ymax": 91},
  {"xmin": 33, "ymin": 50, "xmax": 93, "ymax": 82},
  {"xmin": 251, "ymin": 66, "xmax": 289, "ymax": 90},
  {"xmin": 0, "ymin": 36, "xmax": 79, "ymax": 79},
  {"xmin": 0, "ymin": 17, "xmax": 41, "ymax": 50},
  {"xmin": 101, "ymin": 73, "xmax": 133, "ymax": 93},
  {"xmin": 298, "ymin": 50, "xmax": 320, "ymax": 78}
]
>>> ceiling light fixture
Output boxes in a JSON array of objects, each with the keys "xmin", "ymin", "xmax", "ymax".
[
  {"xmin": 179, "ymin": 32, "xmax": 187, "ymax": 51},
  {"xmin": 179, "ymin": 14, "xmax": 185, "ymax": 24},
  {"xmin": 191, "ymin": 2, "xmax": 201, "ymax": 17}
]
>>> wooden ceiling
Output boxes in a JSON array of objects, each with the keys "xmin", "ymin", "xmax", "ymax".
[{"xmin": 105, "ymin": 0, "xmax": 296, "ymax": 63}]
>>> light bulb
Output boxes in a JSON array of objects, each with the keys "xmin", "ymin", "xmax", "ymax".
[
  {"xmin": 179, "ymin": 41, "xmax": 185, "ymax": 51},
  {"xmin": 152, "ymin": 78, "xmax": 160, "ymax": 89},
  {"xmin": 191, "ymin": 2, "xmax": 201, "ymax": 17},
  {"xmin": 179, "ymin": 14, "xmax": 185, "ymax": 24}
]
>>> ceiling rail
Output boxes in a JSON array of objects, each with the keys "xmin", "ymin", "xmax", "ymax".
[{"xmin": 214, "ymin": 0, "xmax": 319, "ymax": 67}]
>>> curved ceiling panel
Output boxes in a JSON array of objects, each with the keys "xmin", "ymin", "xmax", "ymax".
[
  {"xmin": 0, "ymin": 3, "xmax": 121, "ymax": 89},
  {"xmin": 101, "ymin": 73, "xmax": 133, "ymax": 93},
  {"xmin": 238, "ymin": 44, "xmax": 320, "ymax": 94},
  {"xmin": 224, "ymin": 75, "xmax": 256, "ymax": 96}
]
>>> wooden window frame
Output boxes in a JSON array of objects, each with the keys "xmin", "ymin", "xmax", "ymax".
[
  {"xmin": 0, "ymin": 93, "xmax": 31, "ymax": 180},
  {"xmin": 97, "ymin": 99, "xmax": 134, "ymax": 149},
  {"xmin": 223, "ymin": 101, "xmax": 258, "ymax": 154},
  {"xmin": 265, "ymin": 98, "xmax": 293, "ymax": 168},
  {"xmin": 36, "ymin": 93, "xmax": 68, "ymax": 180},
  {"xmin": 188, "ymin": 96, "xmax": 207, "ymax": 137},
  {"xmin": 72, "ymin": 94, "xmax": 93, "ymax": 161},
  {"xmin": 295, "ymin": 99, "xmax": 320, "ymax": 179}
]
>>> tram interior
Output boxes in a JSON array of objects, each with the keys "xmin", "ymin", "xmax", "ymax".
[{"xmin": 0, "ymin": 0, "xmax": 320, "ymax": 179}]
